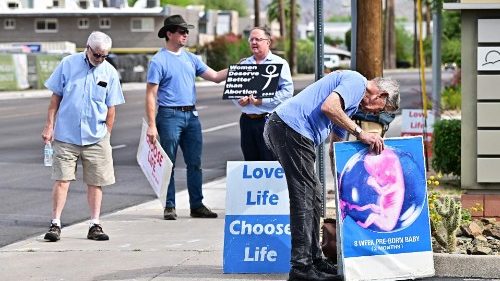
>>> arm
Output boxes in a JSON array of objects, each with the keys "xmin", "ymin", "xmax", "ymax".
[
  {"xmin": 41, "ymin": 94, "xmax": 62, "ymax": 143},
  {"xmin": 145, "ymin": 83, "xmax": 159, "ymax": 143},
  {"xmin": 200, "ymin": 67, "xmax": 228, "ymax": 83},
  {"xmin": 321, "ymin": 92, "xmax": 384, "ymax": 154},
  {"xmin": 105, "ymin": 106, "xmax": 116, "ymax": 133}
]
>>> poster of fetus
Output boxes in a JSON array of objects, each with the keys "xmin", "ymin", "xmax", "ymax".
[{"xmin": 333, "ymin": 136, "xmax": 434, "ymax": 281}]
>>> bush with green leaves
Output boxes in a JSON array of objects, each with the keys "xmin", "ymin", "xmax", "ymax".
[
  {"xmin": 201, "ymin": 34, "xmax": 250, "ymax": 71},
  {"xmin": 441, "ymin": 85, "xmax": 461, "ymax": 111},
  {"xmin": 432, "ymin": 119, "xmax": 461, "ymax": 177}
]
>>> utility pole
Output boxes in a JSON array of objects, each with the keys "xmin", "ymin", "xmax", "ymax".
[{"xmin": 357, "ymin": 0, "xmax": 383, "ymax": 78}]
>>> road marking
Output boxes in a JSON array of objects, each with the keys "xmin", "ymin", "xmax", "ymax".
[
  {"xmin": 202, "ymin": 122, "xmax": 238, "ymax": 133},
  {"xmin": 112, "ymin": 144, "xmax": 127, "ymax": 150}
]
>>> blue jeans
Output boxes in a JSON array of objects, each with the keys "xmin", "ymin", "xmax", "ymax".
[
  {"xmin": 264, "ymin": 113, "xmax": 323, "ymax": 269},
  {"xmin": 156, "ymin": 107, "xmax": 203, "ymax": 209}
]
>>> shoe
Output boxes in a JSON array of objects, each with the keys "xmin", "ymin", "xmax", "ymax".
[
  {"xmin": 163, "ymin": 207, "xmax": 177, "ymax": 220},
  {"xmin": 190, "ymin": 204, "xmax": 218, "ymax": 218},
  {"xmin": 44, "ymin": 223, "xmax": 61, "ymax": 242},
  {"xmin": 314, "ymin": 258, "xmax": 338, "ymax": 275},
  {"xmin": 87, "ymin": 224, "xmax": 109, "ymax": 241},
  {"xmin": 288, "ymin": 265, "xmax": 340, "ymax": 281}
]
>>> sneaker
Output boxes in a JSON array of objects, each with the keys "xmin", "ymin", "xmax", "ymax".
[
  {"xmin": 44, "ymin": 223, "xmax": 61, "ymax": 242},
  {"xmin": 87, "ymin": 224, "xmax": 109, "ymax": 241},
  {"xmin": 163, "ymin": 207, "xmax": 177, "ymax": 220},
  {"xmin": 288, "ymin": 265, "xmax": 340, "ymax": 281},
  {"xmin": 190, "ymin": 204, "xmax": 218, "ymax": 218},
  {"xmin": 314, "ymin": 258, "xmax": 338, "ymax": 275}
]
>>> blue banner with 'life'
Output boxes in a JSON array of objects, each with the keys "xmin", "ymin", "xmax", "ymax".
[{"xmin": 223, "ymin": 161, "xmax": 291, "ymax": 273}]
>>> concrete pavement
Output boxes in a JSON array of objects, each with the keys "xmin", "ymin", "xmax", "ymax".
[{"xmin": 2, "ymin": 174, "xmax": 499, "ymax": 280}]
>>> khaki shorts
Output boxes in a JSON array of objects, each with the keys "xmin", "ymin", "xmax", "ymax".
[{"xmin": 52, "ymin": 133, "xmax": 115, "ymax": 186}]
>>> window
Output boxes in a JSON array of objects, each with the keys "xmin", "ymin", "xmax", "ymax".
[
  {"xmin": 7, "ymin": 1, "xmax": 19, "ymax": 8},
  {"xmin": 4, "ymin": 19, "xmax": 15, "ymax": 30},
  {"xmin": 99, "ymin": 18, "xmax": 111, "ymax": 29},
  {"xmin": 79, "ymin": 0, "xmax": 88, "ymax": 9},
  {"xmin": 78, "ymin": 18, "xmax": 89, "ymax": 29},
  {"xmin": 53, "ymin": 0, "xmax": 60, "ymax": 7},
  {"xmin": 35, "ymin": 19, "xmax": 58, "ymax": 33},
  {"xmin": 130, "ymin": 18, "xmax": 154, "ymax": 32}
]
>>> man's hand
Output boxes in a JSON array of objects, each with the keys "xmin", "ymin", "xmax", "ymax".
[
  {"xmin": 249, "ymin": 95, "xmax": 263, "ymax": 105},
  {"xmin": 238, "ymin": 96, "xmax": 250, "ymax": 106},
  {"xmin": 147, "ymin": 125, "xmax": 158, "ymax": 144},
  {"xmin": 41, "ymin": 125, "xmax": 53, "ymax": 144},
  {"xmin": 358, "ymin": 131, "xmax": 384, "ymax": 154}
]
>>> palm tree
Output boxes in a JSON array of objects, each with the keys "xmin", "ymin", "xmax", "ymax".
[
  {"xmin": 254, "ymin": 0, "xmax": 260, "ymax": 27},
  {"xmin": 266, "ymin": 0, "xmax": 300, "ymax": 36}
]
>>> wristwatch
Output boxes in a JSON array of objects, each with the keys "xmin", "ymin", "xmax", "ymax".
[{"xmin": 354, "ymin": 126, "xmax": 363, "ymax": 138}]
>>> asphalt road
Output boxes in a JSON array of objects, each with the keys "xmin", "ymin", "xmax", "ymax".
[{"xmin": 0, "ymin": 70, "xmax": 453, "ymax": 248}]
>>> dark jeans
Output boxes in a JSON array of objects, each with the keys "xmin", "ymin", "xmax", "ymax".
[
  {"xmin": 239, "ymin": 114, "xmax": 276, "ymax": 161},
  {"xmin": 263, "ymin": 113, "xmax": 323, "ymax": 269},
  {"xmin": 156, "ymin": 107, "xmax": 204, "ymax": 209}
]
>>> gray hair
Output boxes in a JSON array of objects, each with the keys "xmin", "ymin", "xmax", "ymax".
[
  {"xmin": 374, "ymin": 77, "xmax": 400, "ymax": 112},
  {"xmin": 250, "ymin": 26, "xmax": 272, "ymax": 40},
  {"xmin": 86, "ymin": 31, "xmax": 112, "ymax": 51}
]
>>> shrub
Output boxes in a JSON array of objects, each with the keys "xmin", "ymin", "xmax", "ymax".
[
  {"xmin": 201, "ymin": 34, "xmax": 250, "ymax": 70},
  {"xmin": 441, "ymin": 85, "xmax": 461, "ymax": 111},
  {"xmin": 432, "ymin": 119, "xmax": 461, "ymax": 177}
]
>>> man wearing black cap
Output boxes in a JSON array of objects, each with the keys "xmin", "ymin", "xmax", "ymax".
[{"xmin": 145, "ymin": 15, "xmax": 228, "ymax": 220}]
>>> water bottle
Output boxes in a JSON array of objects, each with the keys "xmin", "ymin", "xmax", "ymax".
[{"xmin": 44, "ymin": 142, "xmax": 53, "ymax": 167}]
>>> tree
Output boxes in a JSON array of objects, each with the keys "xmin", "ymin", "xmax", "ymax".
[
  {"xmin": 267, "ymin": 0, "xmax": 302, "ymax": 37},
  {"xmin": 289, "ymin": 0, "xmax": 297, "ymax": 75},
  {"xmin": 158, "ymin": 0, "xmax": 248, "ymax": 17},
  {"xmin": 254, "ymin": 0, "xmax": 260, "ymax": 27},
  {"xmin": 384, "ymin": 0, "xmax": 396, "ymax": 69},
  {"xmin": 277, "ymin": 0, "xmax": 285, "ymax": 37}
]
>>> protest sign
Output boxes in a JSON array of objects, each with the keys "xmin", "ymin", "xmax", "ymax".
[
  {"xmin": 333, "ymin": 136, "xmax": 434, "ymax": 281},
  {"xmin": 136, "ymin": 119, "xmax": 172, "ymax": 208},
  {"xmin": 223, "ymin": 161, "xmax": 290, "ymax": 273},
  {"xmin": 222, "ymin": 64, "xmax": 283, "ymax": 99}
]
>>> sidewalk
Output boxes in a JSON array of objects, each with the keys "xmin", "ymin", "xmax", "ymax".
[{"xmin": 2, "ymin": 174, "xmax": 499, "ymax": 280}]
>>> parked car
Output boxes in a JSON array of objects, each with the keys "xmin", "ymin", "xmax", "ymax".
[{"xmin": 324, "ymin": 54, "xmax": 341, "ymax": 70}]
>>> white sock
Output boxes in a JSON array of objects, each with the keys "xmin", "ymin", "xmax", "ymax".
[
  {"xmin": 89, "ymin": 219, "xmax": 100, "ymax": 228},
  {"xmin": 51, "ymin": 219, "xmax": 61, "ymax": 227}
]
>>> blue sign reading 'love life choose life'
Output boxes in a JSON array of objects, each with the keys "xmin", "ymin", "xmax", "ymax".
[{"xmin": 223, "ymin": 161, "xmax": 291, "ymax": 273}]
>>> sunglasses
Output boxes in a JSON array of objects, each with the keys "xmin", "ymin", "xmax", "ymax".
[
  {"xmin": 87, "ymin": 45, "xmax": 109, "ymax": 59},
  {"xmin": 176, "ymin": 28, "xmax": 189, "ymax": 35}
]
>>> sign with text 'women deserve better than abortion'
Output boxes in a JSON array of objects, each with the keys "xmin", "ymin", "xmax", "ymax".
[{"xmin": 222, "ymin": 64, "xmax": 282, "ymax": 99}]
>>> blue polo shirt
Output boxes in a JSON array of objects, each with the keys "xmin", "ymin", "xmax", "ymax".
[
  {"xmin": 275, "ymin": 70, "xmax": 367, "ymax": 146},
  {"xmin": 147, "ymin": 48, "xmax": 208, "ymax": 107},
  {"xmin": 45, "ymin": 52, "xmax": 125, "ymax": 146},
  {"xmin": 233, "ymin": 51, "xmax": 294, "ymax": 114}
]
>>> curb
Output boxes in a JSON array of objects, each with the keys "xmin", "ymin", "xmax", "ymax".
[{"xmin": 434, "ymin": 253, "xmax": 500, "ymax": 279}]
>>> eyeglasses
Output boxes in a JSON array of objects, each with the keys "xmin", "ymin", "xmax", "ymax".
[
  {"xmin": 87, "ymin": 45, "xmax": 109, "ymax": 59},
  {"xmin": 378, "ymin": 96, "xmax": 389, "ymax": 114},
  {"xmin": 176, "ymin": 28, "xmax": 189, "ymax": 35},
  {"xmin": 248, "ymin": 37, "xmax": 269, "ymax": 43}
]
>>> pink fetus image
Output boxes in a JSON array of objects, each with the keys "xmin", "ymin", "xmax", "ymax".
[
  {"xmin": 341, "ymin": 148, "xmax": 405, "ymax": 232},
  {"xmin": 357, "ymin": 149, "xmax": 405, "ymax": 231}
]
